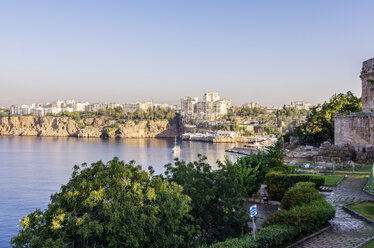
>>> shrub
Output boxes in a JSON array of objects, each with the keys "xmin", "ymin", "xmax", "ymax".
[
  {"xmin": 220, "ymin": 153, "xmax": 269, "ymax": 197},
  {"xmin": 208, "ymin": 183, "xmax": 335, "ymax": 248},
  {"xmin": 205, "ymin": 235, "xmax": 258, "ymax": 248},
  {"xmin": 294, "ymin": 181, "xmax": 315, "ymax": 188},
  {"xmin": 256, "ymin": 224, "xmax": 297, "ymax": 248},
  {"xmin": 265, "ymin": 173, "xmax": 325, "ymax": 200},
  {"xmin": 271, "ymin": 165, "xmax": 295, "ymax": 174},
  {"xmin": 265, "ymin": 199, "xmax": 335, "ymax": 234},
  {"xmin": 281, "ymin": 183, "xmax": 322, "ymax": 210}
]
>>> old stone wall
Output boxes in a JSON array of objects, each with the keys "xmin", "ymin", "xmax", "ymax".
[
  {"xmin": 361, "ymin": 58, "xmax": 374, "ymax": 112},
  {"xmin": 334, "ymin": 113, "xmax": 374, "ymax": 150}
]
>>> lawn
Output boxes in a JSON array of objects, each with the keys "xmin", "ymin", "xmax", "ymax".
[
  {"xmin": 361, "ymin": 239, "xmax": 374, "ymax": 248},
  {"xmin": 335, "ymin": 164, "xmax": 373, "ymax": 173},
  {"xmin": 323, "ymin": 175, "xmax": 344, "ymax": 186},
  {"xmin": 347, "ymin": 201, "xmax": 374, "ymax": 221}
]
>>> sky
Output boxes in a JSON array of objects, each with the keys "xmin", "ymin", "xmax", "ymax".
[{"xmin": 0, "ymin": 0, "xmax": 374, "ymax": 107}]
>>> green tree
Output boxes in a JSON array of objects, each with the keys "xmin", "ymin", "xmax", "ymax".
[
  {"xmin": 265, "ymin": 138, "xmax": 284, "ymax": 168},
  {"xmin": 12, "ymin": 158, "xmax": 198, "ymax": 248},
  {"xmin": 164, "ymin": 155, "xmax": 249, "ymax": 245},
  {"xmin": 287, "ymin": 91, "xmax": 361, "ymax": 145},
  {"xmin": 222, "ymin": 153, "xmax": 269, "ymax": 197}
]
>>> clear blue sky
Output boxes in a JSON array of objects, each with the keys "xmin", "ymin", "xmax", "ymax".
[{"xmin": 1, "ymin": 0, "xmax": 373, "ymax": 106}]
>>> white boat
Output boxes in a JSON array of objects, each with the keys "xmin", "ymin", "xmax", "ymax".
[{"xmin": 172, "ymin": 136, "xmax": 180, "ymax": 153}]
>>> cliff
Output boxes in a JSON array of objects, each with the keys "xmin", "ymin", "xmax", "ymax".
[{"xmin": 0, "ymin": 116, "xmax": 180, "ymax": 138}]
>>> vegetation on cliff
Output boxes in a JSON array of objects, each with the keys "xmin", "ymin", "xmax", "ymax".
[
  {"xmin": 52, "ymin": 107, "xmax": 180, "ymax": 124},
  {"xmin": 285, "ymin": 91, "xmax": 361, "ymax": 145},
  {"xmin": 0, "ymin": 108, "xmax": 9, "ymax": 117}
]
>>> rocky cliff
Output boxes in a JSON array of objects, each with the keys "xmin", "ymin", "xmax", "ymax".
[{"xmin": 0, "ymin": 116, "xmax": 180, "ymax": 138}]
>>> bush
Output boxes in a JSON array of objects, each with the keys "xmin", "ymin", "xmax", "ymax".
[
  {"xmin": 281, "ymin": 182, "xmax": 322, "ymax": 210},
  {"xmin": 294, "ymin": 181, "xmax": 315, "ymax": 188},
  {"xmin": 256, "ymin": 224, "xmax": 297, "ymax": 248},
  {"xmin": 265, "ymin": 173, "xmax": 325, "ymax": 200},
  {"xmin": 271, "ymin": 165, "xmax": 295, "ymax": 174},
  {"xmin": 208, "ymin": 183, "xmax": 335, "ymax": 248},
  {"xmin": 265, "ymin": 199, "xmax": 335, "ymax": 234},
  {"xmin": 220, "ymin": 153, "xmax": 269, "ymax": 197},
  {"xmin": 205, "ymin": 235, "xmax": 258, "ymax": 248}
]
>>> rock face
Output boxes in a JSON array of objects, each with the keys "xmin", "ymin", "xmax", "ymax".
[
  {"xmin": 116, "ymin": 120, "xmax": 179, "ymax": 138},
  {"xmin": 0, "ymin": 116, "xmax": 79, "ymax": 137},
  {"xmin": 0, "ymin": 116, "xmax": 180, "ymax": 138}
]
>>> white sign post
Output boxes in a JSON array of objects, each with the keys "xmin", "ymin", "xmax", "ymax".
[{"xmin": 250, "ymin": 205, "xmax": 257, "ymax": 240}]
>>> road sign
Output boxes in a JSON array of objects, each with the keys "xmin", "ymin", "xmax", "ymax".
[
  {"xmin": 250, "ymin": 205, "xmax": 257, "ymax": 217},
  {"xmin": 250, "ymin": 205, "xmax": 257, "ymax": 240}
]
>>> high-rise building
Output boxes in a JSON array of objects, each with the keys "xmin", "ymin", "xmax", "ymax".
[
  {"xmin": 181, "ymin": 97, "xmax": 198, "ymax": 119},
  {"xmin": 203, "ymin": 92, "xmax": 220, "ymax": 102}
]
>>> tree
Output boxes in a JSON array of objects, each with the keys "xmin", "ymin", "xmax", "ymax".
[
  {"xmin": 287, "ymin": 91, "xmax": 361, "ymax": 145},
  {"xmin": 265, "ymin": 138, "xmax": 284, "ymax": 168},
  {"xmin": 164, "ymin": 155, "xmax": 249, "ymax": 245},
  {"xmin": 222, "ymin": 153, "xmax": 268, "ymax": 197},
  {"xmin": 12, "ymin": 158, "xmax": 198, "ymax": 248}
]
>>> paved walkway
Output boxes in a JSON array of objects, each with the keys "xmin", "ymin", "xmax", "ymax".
[{"xmin": 296, "ymin": 176, "xmax": 374, "ymax": 248}]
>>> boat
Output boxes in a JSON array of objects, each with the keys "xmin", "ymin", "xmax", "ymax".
[{"xmin": 172, "ymin": 136, "xmax": 180, "ymax": 153}]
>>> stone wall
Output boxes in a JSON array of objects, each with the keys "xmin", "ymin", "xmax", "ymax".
[
  {"xmin": 318, "ymin": 141, "xmax": 355, "ymax": 158},
  {"xmin": 333, "ymin": 58, "xmax": 374, "ymax": 152},
  {"xmin": 361, "ymin": 58, "xmax": 374, "ymax": 112},
  {"xmin": 334, "ymin": 113, "xmax": 374, "ymax": 150}
]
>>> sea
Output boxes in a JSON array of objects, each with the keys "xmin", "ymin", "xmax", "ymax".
[{"xmin": 0, "ymin": 136, "xmax": 236, "ymax": 247}]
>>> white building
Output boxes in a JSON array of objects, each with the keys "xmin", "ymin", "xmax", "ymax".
[
  {"xmin": 181, "ymin": 93, "xmax": 231, "ymax": 121},
  {"xmin": 125, "ymin": 102, "xmax": 153, "ymax": 113},
  {"xmin": 86, "ymin": 103, "xmax": 108, "ymax": 112},
  {"xmin": 243, "ymin": 101, "xmax": 260, "ymax": 109},
  {"xmin": 181, "ymin": 97, "xmax": 198, "ymax": 119},
  {"xmin": 290, "ymin": 101, "xmax": 310, "ymax": 110},
  {"xmin": 214, "ymin": 99, "xmax": 231, "ymax": 116},
  {"xmin": 203, "ymin": 92, "xmax": 220, "ymax": 102},
  {"xmin": 10, "ymin": 105, "xmax": 31, "ymax": 115},
  {"xmin": 75, "ymin": 102, "xmax": 90, "ymax": 112}
]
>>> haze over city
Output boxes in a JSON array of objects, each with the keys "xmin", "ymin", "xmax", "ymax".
[{"xmin": 1, "ymin": 0, "xmax": 374, "ymax": 106}]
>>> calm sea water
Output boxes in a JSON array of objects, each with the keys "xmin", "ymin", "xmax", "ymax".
[{"xmin": 0, "ymin": 136, "xmax": 235, "ymax": 247}]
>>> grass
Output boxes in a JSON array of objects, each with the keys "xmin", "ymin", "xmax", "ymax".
[
  {"xmin": 347, "ymin": 201, "xmax": 374, "ymax": 221},
  {"xmin": 294, "ymin": 164, "xmax": 373, "ymax": 174},
  {"xmin": 361, "ymin": 239, "xmax": 374, "ymax": 248},
  {"xmin": 334, "ymin": 164, "xmax": 373, "ymax": 172},
  {"xmin": 323, "ymin": 175, "xmax": 344, "ymax": 186}
]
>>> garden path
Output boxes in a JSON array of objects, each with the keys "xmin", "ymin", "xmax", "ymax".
[{"xmin": 296, "ymin": 176, "xmax": 374, "ymax": 248}]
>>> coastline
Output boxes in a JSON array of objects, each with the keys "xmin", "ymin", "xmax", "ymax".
[{"xmin": 0, "ymin": 116, "xmax": 180, "ymax": 139}]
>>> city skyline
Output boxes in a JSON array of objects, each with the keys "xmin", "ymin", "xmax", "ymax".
[
  {"xmin": 4, "ymin": 95, "xmax": 309, "ymax": 109},
  {"xmin": 1, "ymin": 1, "xmax": 373, "ymax": 106}
]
